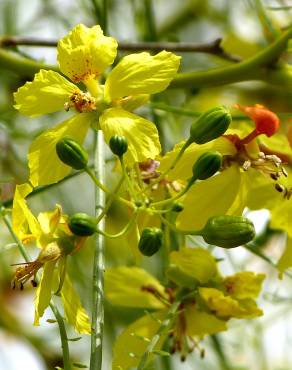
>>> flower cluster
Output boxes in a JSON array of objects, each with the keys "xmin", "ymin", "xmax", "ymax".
[
  {"xmin": 105, "ymin": 248, "xmax": 264, "ymax": 368},
  {"xmin": 9, "ymin": 22, "xmax": 292, "ymax": 370}
]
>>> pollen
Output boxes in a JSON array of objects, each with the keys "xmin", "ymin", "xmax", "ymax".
[{"xmin": 64, "ymin": 90, "xmax": 97, "ymax": 113}]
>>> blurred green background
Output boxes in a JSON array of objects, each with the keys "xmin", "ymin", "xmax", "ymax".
[{"xmin": 0, "ymin": 0, "xmax": 292, "ymax": 369}]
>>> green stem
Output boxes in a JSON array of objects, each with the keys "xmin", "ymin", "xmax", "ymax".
[
  {"xmin": 170, "ymin": 27, "xmax": 292, "ymax": 88},
  {"xmin": 0, "ymin": 48, "xmax": 57, "ymax": 76},
  {"xmin": 2, "ymin": 169, "xmax": 89, "ymax": 208},
  {"xmin": 151, "ymin": 179, "xmax": 194, "ymax": 207},
  {"xmin": 254, "ymin": 0, "xmax": 280, "ymax": 40},
  {"xmin": 50, "ymin": 302, "xmax": 72, "ymax": 370},
  {"xmin": 90, "ymin": 130, "xmax": 106, "ymax": 370},
  {"xmin": 0, "ymin": 208, "xmax": 72, "ymax": 370},
  {"xmin": 95, "ymin": 210, "xmax": 138, "ymax": 239},
  {"xmin": 120, "ymin": 156, "xmax": 138, "ymax": 201},
  {"xmin": 210, "ymin": 335, "xmax": 232, "ymax": 370},
  {"xmin": 137, "ymin": 300, "xmax": 181, "ymax": 370},
  {"xmin": 95, "ymin": 175, "xmax": 125, "ymax": 225},
  {"xmin": 86, "ymin": 167, "xmax": 133, "ymax": 208},
  {"xmin": 1, "ymin": 27, "xmax": 292, "ymax": 86}
]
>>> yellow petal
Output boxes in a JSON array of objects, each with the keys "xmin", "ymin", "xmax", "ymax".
[
  {"xmin": 14, "ymin": 70, "xmax": 77, "ymax": 117},
  {"xmin": 114, "ymin": 94, "xmax": 150, "ymax": 112},
  {"xmin": 185, "ymin": 306, "xmax": 227, "ymax": 337},
  {"xmin": 245, "ymin": 169, "xmax": 278, "ymax": 210},
  {"xmin": 223, "ymin": 272, "xmax": 265, "ymax": 299},
  {"xmin": 34, "ymin": 260, "xmax": 57, "ymax": 326},
  {"xmin": 169, "ymin": 247, "xmax": 218, "ymax": 284},
  {"xmin": 57, "ymin": 24, "xmax": 117, "ymax": 83},
  {"xmin": 259, "ymin": 132, "xmax": 292, "ymax": 158},
  {"xmin": 176, "ymin": 166, "xmax": 240, "ymax": 230},
  {"xmin": 269, "ymin": 198, "xmax": 292, "ymax": 238},
  {"xmin": 61, "ymin": 276, "xmax": 91, "ymax": 334},
  {"xmin": 37, "ymin": 205, "xmax": 62, "ymax": 235},
  {"xmin": 159, "ymin": 137, "xmax": 236, "ymax": 182},
  {"xmin": 277, "ymin": 237, "xmax": 292, "ymax": 278},
  {"xmin": 104, "ymin": 51, "xmax": 181, "ymax": 101},
  {"xmin": 28, "ymin": 113, "xmax": 93, "ymax": 187},
  {"xmin": 105, "ymin": 267, "xmax": 167, "ymax": 309},
  {"xmin": 100, "ymin": 108, "xmax": 161, "ymax": 165},
  {"xmin": 12, "ymin": 183, "xmax": 41, "ymax": 244},
  {"xmin": 112, "ymin": 312, "xmax": 166, "ymax": 370},
  {"xmin": 199, "ymin": 287, "xmax": 263, "ymax": 319}
]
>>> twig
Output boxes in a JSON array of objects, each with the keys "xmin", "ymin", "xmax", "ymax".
[
  {"xmin": 210, "ymin": 335, "xmax": 232, "ymax": 370},
  {"xmin": 89, "ymin": 130, "xmax": 106, "ymax": 370},
  {"xmin": 170, "ymin": 26, "xmax": 292, "ymax": 88},
  {"xmin": 0, "ymin": 36, "xmax": 241, "ymax": 62}
]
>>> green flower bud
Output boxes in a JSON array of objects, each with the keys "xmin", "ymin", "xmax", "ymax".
[
  {"xmin": 138, "ymin": 227, "xmax": 163, "ymax": 256},
  {"xmin": 192, "ymin": 151, "xmax": 222, "ymax": 180},
  {"xmin": 201, "ymin": 216, "xmax": 255, "ymax": 248},
  {"xmin": 56, "ymin": 137, "xmax": 88, "ymax": 170},
  {"xmin": 189, "ymin": 106, "xmax": 232, "ymax": 144},
  {"xmin": 171, "ymin": 202, "xmax": 184, "ymax": 212},
  {"xmin": 109, "ymin": 135, "xmax": 128, "ymax": 157},
  {"xmin": 68, "ymin": 213, "xmax": 97, "ymax": 236}
]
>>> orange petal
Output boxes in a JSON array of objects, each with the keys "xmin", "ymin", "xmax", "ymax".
[{"xmin": 235, "ymin": 104, "xmax": 280, "ymax": 137}]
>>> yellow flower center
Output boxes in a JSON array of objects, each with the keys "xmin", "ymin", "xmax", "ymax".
[{"xmin": 64, "ymin": 90, "xmax": 97, "ymax": 113}]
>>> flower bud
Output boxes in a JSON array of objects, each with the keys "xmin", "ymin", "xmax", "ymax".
[
  {"xmin": 138, "ymin": 227, "xmax": 163, "ymax": 256},
  {"xmin": 189, "ymin": 106, "xmax": 232, "ymax": 144},
  {"xmin": 192, "ymin": 151, "xmax": 222, "ymax": 180},
  {"xmin": 56, "ymin": 137, "xmax": 88, "ymax": 170},
  {"xmin": 201, "ymin": 216, "xmax": 255, "ymax": 248},
  {"xmin": 68, "ymin": 213, "xmax": 97, "ymax": 236},
  {"xmin": 109, "ymin": 135, "xmax": 128, "ymax": 157},
  {"xmin": 171, "ymin": 202, "xmax": 184, "ymax": 212}
]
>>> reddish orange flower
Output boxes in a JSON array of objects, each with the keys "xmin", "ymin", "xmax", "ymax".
[{"xmin": 235, "ymin": 104, "xmax": 280, "ymax": 138}]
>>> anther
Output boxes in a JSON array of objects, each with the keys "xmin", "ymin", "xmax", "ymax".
[
  {"xmin": 270, "ymin": 173, "xmax": 278, "ymax": 181},
  {"xmin": 31, "ymin": 280, "xmax": 38, "ymax": 287},
  {"xmin": 258, "ymin": 152, "xmax": 266, "ymax": 159},
  {"xmin": 282, "ymin": 167, "xmax": 288, "ymax": 177},
  {"xmin": 243, "ymin": 160, "xmax": 251, "ymax": 171},
  {"xmin": 180, "ymin": 354, "xmax": 186, "ymax": 362},
  {"xmin": 275, "ymin": 183, "xmax": 285, "ymax": 193}
]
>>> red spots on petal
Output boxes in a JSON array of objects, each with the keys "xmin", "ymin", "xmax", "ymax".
[{"xmin": 235, "ymin": 104, "xmax": 280, "ymax": 137}]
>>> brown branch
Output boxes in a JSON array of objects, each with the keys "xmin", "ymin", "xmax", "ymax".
[{"xmin": 0, "ymin": 36, "xmax": 241, "ymax": 62}]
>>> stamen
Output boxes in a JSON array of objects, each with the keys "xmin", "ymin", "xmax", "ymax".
[
  {"xmin": 141, "ymin": 285, "xmax": 170, "ymax": 306},
  {"xmin": 12, "ymin": 260, "xmax": 43, "ymax": 289},
  {"xmin": 64, "ymin": 91, "xmax": 96, "ymax": 113}
]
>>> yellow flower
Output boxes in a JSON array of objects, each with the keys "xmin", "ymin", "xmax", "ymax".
[
  {"xmin": 158, "ymin": 108, "xmax": 290, "ymax": 235},
  {"xmin": 14, "ymin": 24, "xmax": 181, "ymax": 187},
  {"xmin": 12, "ymin": 184, "xmax": 91, "ymax": 334},
  {"xmin": 105, "ymin": 247, "xmax": 264, "ymax": 369}
]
